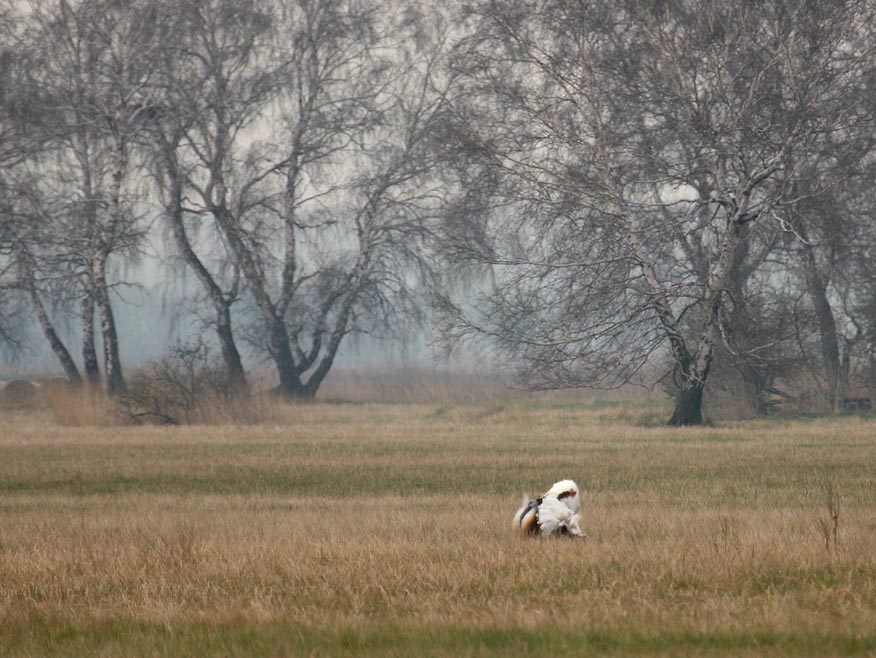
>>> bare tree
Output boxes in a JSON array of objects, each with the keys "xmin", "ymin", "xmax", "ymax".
[
  {"xmin": 156, "ymin": 0, "xmax": 452, "ymax": 398},
  {"xmin": 15, "ymin": 0, "xmax": 166, "ymax": 395},
  {"xmin": 145, "ymin": 0, "xmax": 265, "ymax": 393},
  {"xmin": 780, "ymin": 165, "xmax": 876, "ymax": 411},
  {"xmin": 0, "ymin": 6, "xmax": 82, "ymax": 376},
  {"xmin": 1, "ymin": 179, "xmax": 85, "ymax": 383},
  {"xmin": 247, "ymin": 0, "xmax": 452, "ymax": 398},
  {"xmin": 441, "ymin": 0, "xmax": 876, "ymax": 424}
]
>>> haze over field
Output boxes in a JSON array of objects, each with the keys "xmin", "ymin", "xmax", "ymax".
[{"xmin": 3, "ymin": 0, "xmax": 876, "ymax": 422}]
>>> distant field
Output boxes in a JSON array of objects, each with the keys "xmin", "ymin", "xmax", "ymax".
[{"xmin": 1, "ymin": 402, "xmax": 876, "ymax": 657}]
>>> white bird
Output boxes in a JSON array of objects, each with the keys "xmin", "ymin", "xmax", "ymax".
[{"xmin": 513, "ymin": 479, "xmax": 587, "ymax": 538}]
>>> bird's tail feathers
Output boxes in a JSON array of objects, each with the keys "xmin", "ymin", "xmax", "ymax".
[{"xmin": 513, "ymin": 495, "xmax": 539, "ymax": 535}]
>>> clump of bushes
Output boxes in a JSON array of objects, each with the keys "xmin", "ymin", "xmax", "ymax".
[
  {"xmin": 0, "ymin": 380, "xmax": 40, "ymax": 408},
  {"xmin": 43, "ymin": 340, "xmax": 277, "ymax": 426},
  {"xmin": 118, "ymin": 339, "xmax": 269, "ymax": 425}
]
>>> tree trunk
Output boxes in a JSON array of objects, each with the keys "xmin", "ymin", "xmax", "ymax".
[
  {"xmin": 14, "ymin": 241, "xmax": 82, "ymax": 386},
  {"xmin": 724, "ymin": 223, "xmax": 770, "ymax": 416},
  {"xmin": 615, "ymin": 196, "xmax": 745, "ymax": 427},
  {"xmin": 92, "ymin": 254, "xmax": 126, "ymax": 396},
  {"xmin": 668, "ymin": 378, "xmax": 705, "ymax": 426},
  {"xmin": 669, "ymin": 208, "xmax": 750, "ymax": 425},
  {"xmin": 216, "ymin": 306, "xmax": 247, "ymax": 393},
  {"xmin": 209, "ymin": 205, "xmax": 308, "ymax": 399},
  {"xmin": 301, "ymin": 282, "xmax": 364, "ymax": 398},
  {"xmin": 161, "ymin": 150, "xmax": 248, "ymax": 394},
  {"xmin": 268, "ymin": 317, "xmax": 309, "ymax": 398},
  {"xmin": 81, "ymin": 292, "xmax": 101, "ymax": 389},
  {"xmin": 800, "ymin": 238, "xmax": 844, "ymax": 412},
  {"xmin": 740, "ymin": 363, "xmax": 770, "ymax": 416}
]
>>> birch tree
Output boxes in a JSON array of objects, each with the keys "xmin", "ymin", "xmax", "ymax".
[
  {"xmin": 441, "ymin": 0, "xmax": 876, "ymax": 424},
  {"xmin": 160, "ymin": 0, "xmax": 452, "ymax": 398},
  {"xmin": 146, "ymin": 0, "xmax": 272, "ymax": 393},
  {"xmin": 18, "ymin": 0, "xmax": 165, "ymax": 394},
  {"xmin": 0, "ymin": 6, "xmax": 82, "ymax": 377},
  {"xmin": 238, "ymin": 0, "xmax": 452, "ymax": 398}
]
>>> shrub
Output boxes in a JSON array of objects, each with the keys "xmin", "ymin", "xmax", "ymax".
[{"xmin": 118, "ymin": 340, "xmax": 270, "ymax": 425}]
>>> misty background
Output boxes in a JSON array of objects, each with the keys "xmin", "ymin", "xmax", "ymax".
[
  {"xmin": 4, "ymin": 0, "xmax": 876, "ymax": 424},
  {"xmin": 0, "ymin": 248, "xmax": 444, "ymax": 377}
]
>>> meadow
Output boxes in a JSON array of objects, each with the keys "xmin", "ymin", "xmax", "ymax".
[{"xmin": 1, "ymin": 399, "xmax": 876, "ymax": 657}]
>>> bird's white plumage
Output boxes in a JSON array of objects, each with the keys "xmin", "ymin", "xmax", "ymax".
[
  {"xmin": 537, "ymin": 496, "xmax": 579, "ymax": 537},
  {"xmin": 544, "ymin": 478, "xmax": 581, "ymax": 514},
  {"xmin": 513, "ymin": 479, "xmax": 587, "ymax": 538}
]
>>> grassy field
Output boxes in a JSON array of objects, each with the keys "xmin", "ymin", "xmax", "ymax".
[{"xmin": 1, "ymin": 401, "xmax": 876, "ymax": 656}]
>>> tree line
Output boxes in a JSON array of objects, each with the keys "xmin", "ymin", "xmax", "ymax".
[{"xmin": 2, "ymin": 0, "xmax": 876, "ymax": 425}]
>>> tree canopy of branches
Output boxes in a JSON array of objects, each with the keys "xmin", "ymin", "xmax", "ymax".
[
  {"xmin": 2, "ymin": 0, "xmax": 453, "ymax": 402},
  {"xmin": 4, "ymin": 0, "xmax": 876, "ymax": 425},
  {"xmin": 1, "ymin": 0, "xmax": 167, "ymax": 394},
  {"xmin": 149, "ymin": 0, "xmax": 453, "ymax": 398},
  {"xmin": 440, "ymin": 0, "xmax": 876, "ymax": 424}
]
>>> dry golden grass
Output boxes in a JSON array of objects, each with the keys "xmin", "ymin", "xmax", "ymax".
[
  {"xmin": 39, "ymin": 383, "xmax": 287, "ymax": 427},
  {"xmin": 1, "ymin": 401, "xmax": 875, "ymax": 656}
]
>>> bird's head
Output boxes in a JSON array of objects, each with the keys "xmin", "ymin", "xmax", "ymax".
[{"xmin": 545, "ymin": 479, "xmax": 581, "ymax": 514}]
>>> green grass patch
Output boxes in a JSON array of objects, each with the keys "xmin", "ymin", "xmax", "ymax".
[{"xmin": 4, "ymin": 619, "xmax": 876, "ymax": 658}]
